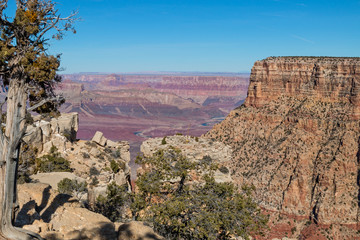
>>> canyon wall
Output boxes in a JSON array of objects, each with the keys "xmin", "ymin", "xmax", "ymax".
[
  {"xmin": 206, "ymin": 57, "xmax": 360, "ymax": 239},
  {"xmin": 246, "ymin": 57, "xmax": 360, "ymax": 118}
]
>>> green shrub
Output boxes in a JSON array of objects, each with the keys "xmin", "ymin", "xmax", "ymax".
[
  {"xmin": 35, "ymin": 146, "xmax": 72, "ymax": 173},
  {"xmin": 95, "ymin": 182, "xmax": 130, "ymax": 221},
  {"xmin": 110, "ymin": 160, "xmax": 120, "ymax": 173},
  {"xmin": 58, "ymin": 178, "xmax": 87, "ymax": 198},
  {"xmin": 90, "ymin": 177, "xmax": 99, "ymax": 187},
  {"xmin": 161, "ymin": 136, "xmax": 167, "ymax": 145},
  {"xmin": 201, "ymin": 155, "xmax": 212, "ymax": 164},
  {"xmin": 25, "ymin": 113, "xmax": 34, "ymax": 125},
  {"xmin": 111, "ymin": 149, "xmax": 121, "ymax": 159},
  {"xmin": 89, "ymin": 166, "xmax": 100, "ymax": 176},
  {"xmin": 82, "ymin": 152, "xmax": 90, "ymax": 159},
  {"xmin": 133, "ymin": 148, "xmax": 268, "ymax": 240},
  {"xmin": 219, "ymin": 165, "xmax": 229, "ymax": 174},
  {"xmin": 104, "ymin": 147, "xmax": 113, "ymax": 154}
]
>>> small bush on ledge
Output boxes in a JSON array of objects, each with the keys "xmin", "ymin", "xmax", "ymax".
[
  {"xmin": 58, "ymin": 178, "xmax": 88, "ymax": 199},
  {"xmin": 35, "ymin": 146, "xmax": 72, "ymax": 173}
]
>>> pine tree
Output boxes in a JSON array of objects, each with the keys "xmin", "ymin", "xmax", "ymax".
[{"xmin": 0, "ymin": 1, "xmax": 77, "ymax": 239}]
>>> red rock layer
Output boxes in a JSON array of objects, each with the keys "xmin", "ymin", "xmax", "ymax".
[{"xmin": 246, "ymin": 57, "xmax": 360, "ymax": 119}]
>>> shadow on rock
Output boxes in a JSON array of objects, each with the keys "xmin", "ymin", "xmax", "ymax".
[
  {"xmin": 41, "ymin": 193, "xmax": 76, "ymax": 223},
  {"xmin": 44, "ymin": 222, "xmax": 117, "ymax": 240},
  {"xmin": 117, "ymin": 221, "xmax": 165, "ymax": 240}
]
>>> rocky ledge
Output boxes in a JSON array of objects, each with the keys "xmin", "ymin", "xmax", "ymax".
[{"xmin": 140, "ymin": 135, "xmax": 233, "ymax": 183}]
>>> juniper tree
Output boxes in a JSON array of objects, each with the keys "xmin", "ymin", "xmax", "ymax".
[
  {"xmin": 133, "ymin": 148, "xmax": 268, "ymax": 240},
  {"xmin": 0, "ymin": 1, "xmax": 77, "ymax": 239}
]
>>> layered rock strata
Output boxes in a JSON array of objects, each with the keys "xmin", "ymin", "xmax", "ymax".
[
  {"xmin": 246, "ymin": 57, "xmax": 360, "ymax": 118},
  {"xmin": 206, "ymin": 57, "xmax": 360, "ymax": 239}
]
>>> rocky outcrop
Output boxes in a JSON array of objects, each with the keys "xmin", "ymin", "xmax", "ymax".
[
  {"xmin": 67, "ymin": 136, "xmax": 131, "ymax": 196},
  {"xmin": 23, "ymin": 113, "xmax": 131, "ymax": 199},
  {"xmin": 23, "ymin": 112, "xmax": 78, "ymax": 153},
  {"xmin": 140, "ymin": 135, "xmax": 233, "ymax": 183},
  {"xmin": 205, "ymin": 57, "xmax": 360, "ymax": 239}
]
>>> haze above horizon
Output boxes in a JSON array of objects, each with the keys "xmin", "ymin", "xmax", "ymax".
[{"xmin": 6, "ymin": 0, "xmax": 360, "ymax": 74}]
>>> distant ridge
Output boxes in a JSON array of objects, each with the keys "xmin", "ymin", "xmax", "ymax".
[{"xmin": 65, "ymin": 71, "xmax": 250, "ymax": 77}]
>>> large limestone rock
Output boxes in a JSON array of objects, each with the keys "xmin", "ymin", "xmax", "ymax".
[
  {"xmin": 24, "ymin": 112, "xmax": 79, "ymax": 154},
  {"xmin": 92, "ymin": 131, "xmax": 107, "ymax": 146},
  {"xmin": 16, "ymin": 183, "xmax": 117, "ymax": 240},
  {"xmin": 64, "ymin": 133, "xmax": 132, "ymax": 197},
  {"xmin": 24, "ymin": 113, "xmax": 132, "ymax": 198},
  {"xmin": 206, "ymin": 56, "xmax": 360, "ymax": 239},
  {"xmin": 117, "ymin": 221, "xmax": 164, "ymax": 240},
  {"xmin": 50, "ymin": 112, "xmax": 79, "ymax": 141}
]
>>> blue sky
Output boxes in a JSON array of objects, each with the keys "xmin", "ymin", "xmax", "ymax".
[{"xmin": 7, "ymin": 0, "xmax": 360, "ymax": 73}]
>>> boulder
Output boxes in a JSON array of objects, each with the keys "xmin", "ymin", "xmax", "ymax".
[
  {"xmin": 50, "ymin": 112, "xmax": 79, "ymax": 141},
  {"xmin": 106, "ymin": 139, "xmax": 118, "ymax": 148},
  {"xmin": 23, "ymin": 125, "xmax": 43, "ymax": 152},
  {"xmin": 38, "ymin": 121, "xmax": 51, "ymax": 143},
  {"xmin": 52, "ymin": 207, "xmax": 116, "ymax": 240},
  {"xmin": 42, "ymin": 134, "xmax": 67, "ymax": 153},
  {"xmin": 92, "ymin": 131, "xmax": 107, "ymax": 146}
]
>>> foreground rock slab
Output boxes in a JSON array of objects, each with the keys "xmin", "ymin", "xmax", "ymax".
[
  {"xmin": 117, "ymin": 221, "xmax": 164, "ymax": 240},
  {"xmin": 16, "ymin": 183, "xmax": 117, "ymax": 240}
]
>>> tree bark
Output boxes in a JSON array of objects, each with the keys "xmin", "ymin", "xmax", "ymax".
[{"xmin": 0, "ymin": 79, "xmax": 37, "ymax": 240}]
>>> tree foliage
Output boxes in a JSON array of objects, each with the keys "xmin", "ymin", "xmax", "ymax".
[
  {"xmin": 133, "ymin": 147, "xmax": 268, "ymax": 240},
  {"xmin": 57, "ymin": 178, "xmax": 87, "ymax": 199},
  {"xmin": 35, "ymin": 146, "xmax": 72, "ymax": 173},
  {"xmin": 95, "ymin": 182, "xmax": 130, "ymax": 222},
  {"xmin": 0, "ymin": 0, "xmax": 76, "ymax": 113}
]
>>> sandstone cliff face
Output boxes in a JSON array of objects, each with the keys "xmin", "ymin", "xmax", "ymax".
[
  {"xmin": 206, "ymin": 57, "xmax": 360, "ymax": 239},
  {"xmin": 246, "ymin": 57, "xmax": 360, "ymax": 118}
]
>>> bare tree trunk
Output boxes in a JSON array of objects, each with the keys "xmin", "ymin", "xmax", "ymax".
[{"xmin": 0, "ymin": 79, "xmax": 39, "ymax": 239}]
